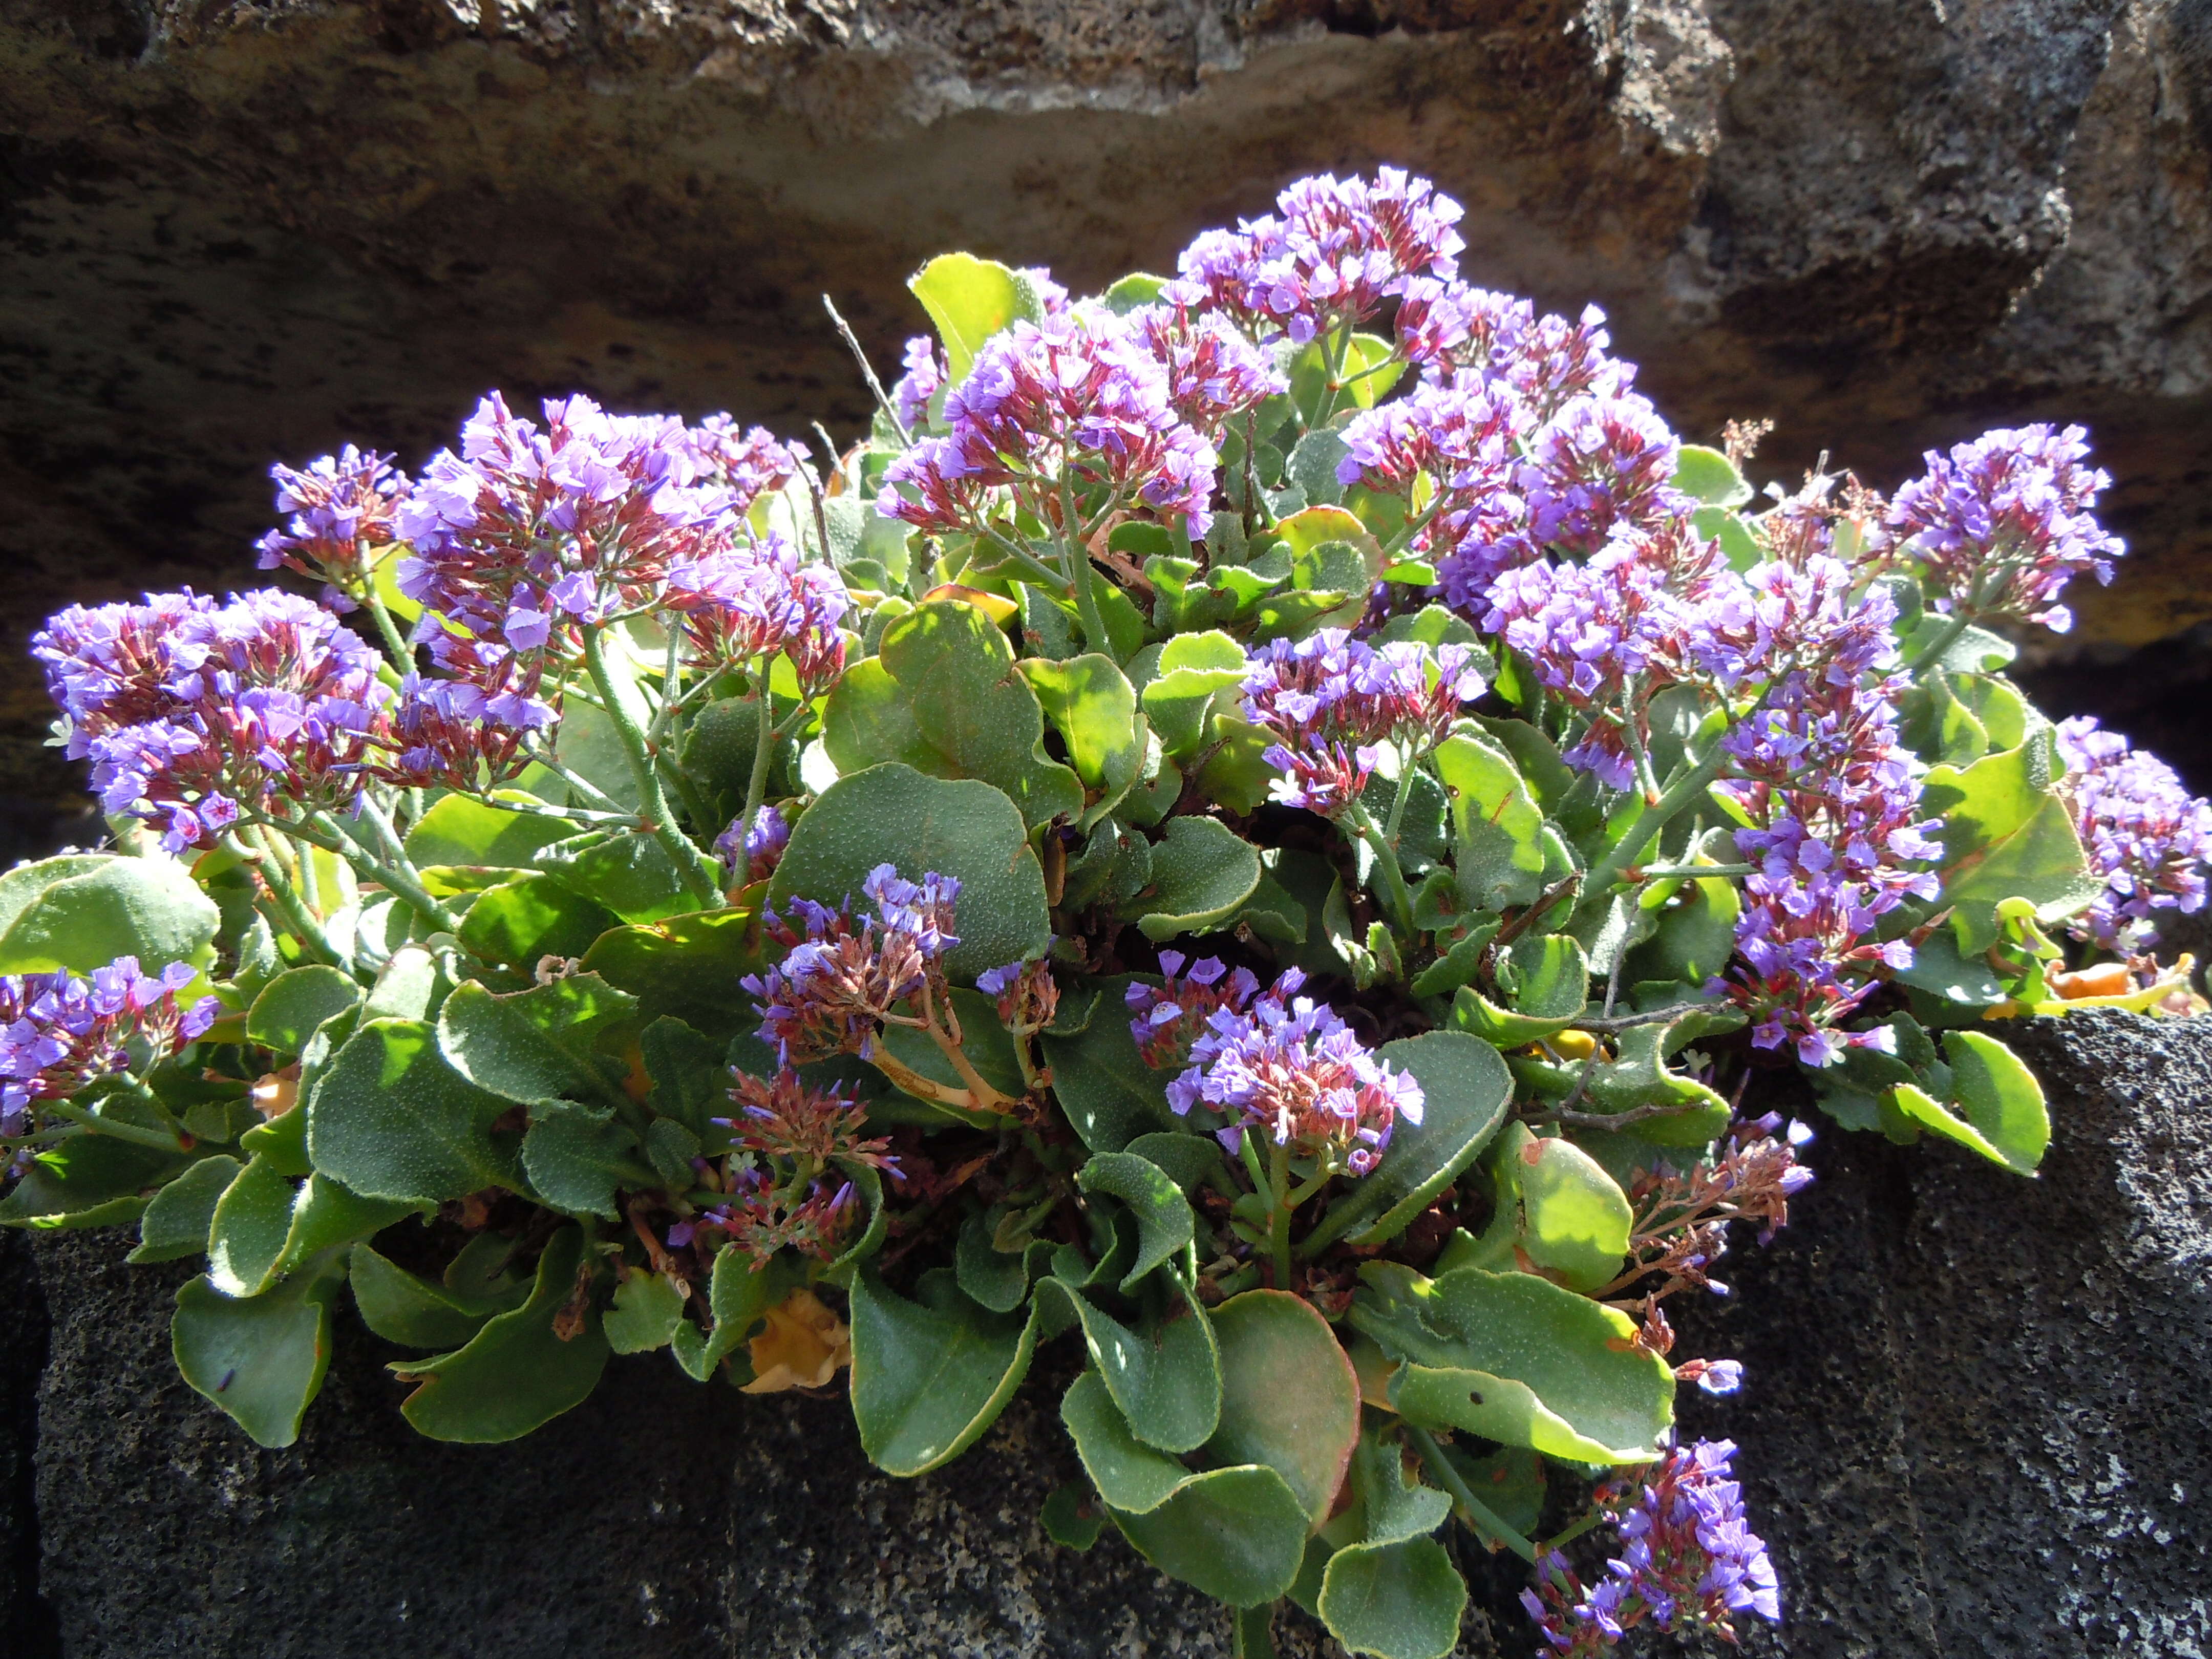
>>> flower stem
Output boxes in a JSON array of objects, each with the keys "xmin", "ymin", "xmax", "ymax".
[
  {"xmin": 1268, "ymin": 1138, "xmax": 1293, "ymax": 1292},
  {"xmin": 737, "ymin": 667, "xmax": 777, "ymax": 865},
  {"xmin": 1577, "ymin": 749, "xmax": 1726, "ymax": 910},
  {"xmin": 1059, "ymin": 474, "xmax": 1114, "ymax": 654},
  {"xmin": 1907, "ymin": 610, "xmax": 1974, "ymax": 679},
  {"xmin": 45, "ymin": 1099, "xmax": 188, "ymax": 1152},
  {"xmin": 581, "ymin": 625, "xmax": 724, "ymax": 908},
  {"xmin": 228, "ymin": 827, "xmax": 344, "ymax": 969},
  {"xmin": 360, "ymin": 581, "xmax": 417, "ymax": 672},
  {"xmin": 1345, "ymin": 800, "xmax": 1416, "ymax": 938},
  {"xmin": 303, "ymin": 811, "xmax": 460, "ymax": 935},
  {"xmin": 1406, "ymin": 1424, "xmax": 1539, "ymax": 1563}
]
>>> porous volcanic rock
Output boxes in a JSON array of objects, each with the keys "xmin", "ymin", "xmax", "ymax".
[
  {"xmin": 8, "ymin": 1010, "xmax": 2212, "ymax": 1656},
  {"xmin": 3, "ymin": 0, "xmax": 2212, "ymax": 845}
]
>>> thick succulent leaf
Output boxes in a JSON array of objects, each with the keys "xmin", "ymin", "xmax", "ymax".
[
  {"xmin": 1433, "ymin": 735, "xmax": 1567, "ymax": 912},
  {"xmin": 1318, "ymin": 1538, "xmax": 1467, "ymax": 1659},
  {"xmin": 0, "ymin": 1133, "xmax": 196, "ymax": 1228},
  {"xmin": 393, "ymin": 1225, "xmax": 610, "ymax": 1442},
  {"xmin": 1453, "ymin": 934, "xmax": 1589, "ymax": 1045},
  {"xmin": 1038, "ymin": 979, "xmax": 1179, "ymax": 1153},
  {"xmin": 520, "ymin": 1099, "xmax": 646, "ymax": 1220},
  {"xmin": 1350, "ymin": 1265, "xmax": 1673, "ymax": 1463},
  {"xmin": 910, "ymin": 252, "xmax": 1023, "ymax": 382},
  {"xmin": 0, "ymin": 853, "xmax": 219, "ymax": 974},
  {"xmin": 580, "ymin": 908, "xmax": 767, "ymax": 1042},
  {"xmin": 822, "ymin": 601, "xmax": 1083, "ymax": 830},
  {"xmin": 1206, "ymin": 1290, "xmax": 1360, "ymax": 1524},
  {"xmin": 848, "ymin": 1268, "xmax": 1040, "ymax": 1476},
  {"xmin": 172, "ymin": 1247, "xmax": 347, "ymax": 1449},
  {"xmin": 1110, "ymin": 1464, "xmax": 1311, "ymax": 1609},
  {"xmin": 1577, "ymin": 1004, "xmax": 1743, "ymax": 1146},
  {"xmin": 1348, "ymin": 1418, "xmax": 1452, "ymax": 1546},
  {"xmin": 245, "ymin": 967, "xmax": 363, "ymax": 1056},
  {"xmin": 1018, "ymin": 653, "xmax": 1146, "ymax": 828},
  {"xmin": 1125, "ymin": 816, "xmax": 1262, "ymax": 941},
  {"xmin": 349, "ymin": 1241, "xmax": 522, "ymax": 1349},
  {"xmin": 435, "ymin": 975, "xmax": 637, "ymax": 1107},
  {"xmin": 533, "ymin": 830, "xmax": 692, "ymax": 925},
  {"xmin": 640, "ymin": 1016, "xmax": 727, "ymax": 1136},
  {"xmin": 130, "ymin": 1154, "xmax": 243, "ymax": 1264},
  {"xmin": 1061, "ymin": 1367, "xmax": 1195, "ymax": 1514},
  {"xmin": 1315, "ymin": 1032, "xmax": 1511, "ymax": 1250},
  {"xmin": 1890, "ymin": 1029, "xmax": 2049, "ymax": 1174},
  {"xmin": 1077, "ymin": 1150, "xmax": 1197, "ymax": 1292},
  {"xmin": 1920, "ymin": 737, "xmax": 2103, "ymax": 952},
  {"xmin": 1037, "ymin": 1273, "xmax": 1221, "ymax": 1455},
  {"xmin": 1671, "ymin": 444, "xmax": 1752, "ymax": 506},
  {"xmin": 1460, "ymin": 1123, "xmax": 1632, "ymax": 1291},
  {"xmin": 403, "ymin": 793, "xmax": 578, "ymax": 867},
  {"xmin": 602, "ymin": 1270, "xmax": 688, "ymax": 1355},
  {"xmin": 1141, "ymin": 631, "xmax": 1249, "ymax": 760},
  {"xmin": 307, "ymin": 1018, "xmax": 523, "ymax": 1205},
  {"xmin": 669, "ymin": 1245, "xmax": 798, "ymax": 1380},
  {"xmin": 205, "ymin": 1154, "xmax": 302, "ymax": 1298},
  {"xmin": 456, "ymin": 874, "xmax": 624, "ymax": 970},
  {"xmin": 769, "ymin": 763, "xmax": 1051, "ymax": 983}
]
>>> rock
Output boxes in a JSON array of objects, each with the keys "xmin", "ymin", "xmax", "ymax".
[
  {"xmin": 1664, "ymin": 1008, "xmax": 2212, "ymax": 1657},
  {"xmin": 8, "ymin": 1009, "xmax": 2212, "ymax": 1656},
  {"xmin": 1, "ymin": 0, "xmax": 2210, "ymax": 847}
]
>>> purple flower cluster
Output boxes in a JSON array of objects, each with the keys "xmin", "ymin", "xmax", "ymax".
[
  {"xmin": 1125, "ymin": 305, "xmax": 1286, "ymax": 436},
  {"xmin": 254, "ymin": 446, "xmax": 412, "ymax": 600},
  {"xmin": 1126, "ymin": 950, "xmax": 1263, "ymax": 1070},
  {"xmin": 1165, "ymin": 168, "xmax": 1465, "ymax": 344},
  {"xmin": 665, "ymin": 530, "xmax": 850, "ymax": 693},
  {"xmin": 0, "ymin": 956, "xmax": 218, "ymax": 1136},
  {"xmin": 369, "ymin": 671, "xmax": 541, "ymax": 793},
  {"xmin": 889, "ymin": 336, "xmax": 947, "ymax": 434},
  {"xmin": 1145, "ymin": 963, "xmax": 1423, "ymax": 1176},
  {"xmin": 1240, "ymin": 630, "xmax": 1483, "ymax": 814},
  {"xmin": 742, "ymin": 865, "xmax": 961, "ymax": 1065},
  {"xmin": 1523, "ymin": 1438, "xmax": 1781, "ymax": 1654},
  {"xmin": 1887, "ymin": 423, "xmax": 2124, "ymax": 634},
  {"xmin": 716, "ymin": 804, "xmax": 792, "ymax": 888},
  {"xmin": 685, "ymin": 416, "xmax": 805, "ymax": 516},
  {"xmin": 37, "ymin": 589, "xmax": 390, "ymax": 851},
  {"xmin": 2054, "ymin": 716, "xmax": 2212, "ymax": 950},
  {"xmin": 879, "ymin": 309, "xmax": 1218, "ymax": 538},
  {"xmin": 678, "ymin": 1069, "xmax": 899, "ymax": 1266}
]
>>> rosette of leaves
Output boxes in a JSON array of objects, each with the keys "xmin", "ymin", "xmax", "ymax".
[{"xmin": 5, "ymin": 174, "xmax": 2197, "ymax": 1659}]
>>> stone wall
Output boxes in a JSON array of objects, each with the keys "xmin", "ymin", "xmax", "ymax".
[
  {"xmin": 4, "ymin": 0, "xmax": 2212, "ymax": 856},
  {"xmin": 3, "ymin": 1009, "xmax": 2209, "ymax": 1656}
]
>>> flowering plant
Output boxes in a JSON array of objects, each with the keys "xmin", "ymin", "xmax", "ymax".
[{"xmin": 6, "ymin": 171, "xmax": 2204, "ymax": 1659}]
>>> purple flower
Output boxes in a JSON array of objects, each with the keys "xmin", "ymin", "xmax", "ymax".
[
  {"xmin": 665, "ymin": 530, "xmax": 849, "ymax": 693},
  {"xmin": 0, "ymin": 955, "xmax": 218, "ymax": 1139},
  {"xmin": 877, "ymin": 309, "xmax": 1218, "ymax": 539},
  {"xmin": 889, "ymin": 336, "xmax": 946, "ymax": 434},
  {"xmin": 254, "ymin": 446, "xmax": 411, "ymax": 595},
  {"xmin": 716, "ymin": 804, "xmax": 791, "ymax": 887},
  {"xmin": 31, "ymin": 591, "xmax": 218, "ymax": 759},
  {"xmin": 741, "ymin": 865, "xmax": 961, "ymax": 1066},
  {"xmin": 1518, "ymin": 391, "xmax": 1685, "ymax": 555},
  {"xmin": 1166, "ymin": 967, "xmax": 1422, "ymax": 1176},
  {"xmin": 1241, "ymin": 630, "xmax": 1483, "ymax": 815},
  {"xmin": 1126, "ymin": 305, "xmax": 1286, "ymax": 435},
  {"xmin": 2055, "ymin": 716, "xmax": 2212, "ymax": 949},
  {"xmin": 684, "ymin": 416, "xmax": 804, "ymax": 515},
  {"xmin": 1127, "ymin": 951, "xmax": 1263, "ymax": 1069},
  {"xmin": 1887, "ymin": 423, "xmax": 2124, "ymax": 633}
]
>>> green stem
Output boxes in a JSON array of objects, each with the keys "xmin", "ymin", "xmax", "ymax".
[
  {"xmin": 1345, "ymin": 800, "xmax": 1416, "ymax": 938},
  {"xmin": 1577, "ymin": 749, "xmax": 1727, "ymax": 910},
  {"xmin": 581, "ymin": 625, "xmax": 723, "ymax": 908},
  {"xmin": 1632, "ymin": 862, "xmax": 1757, "ymax": 880},
  {"xmin": 978, "ymin": 523, "xmax": 1075, "ymax": 594},
  {"xmin": 1907, "ymin": 610, "xmax": 1973, "ymax": 679},
  {"xmin": 1268, "ymin": 1138, "xmax": 1292, "ymax": 1292},
  {"xmin": 527, "ymin": 749, "xmax": 630, "ymax": 816},
  {"xmin": 736, "ymin": 664, "xmax": 777, "ymax": 867},
  {"xmin": 1059, "ymin": 475, "xmax": 1112, "ymax": 654},
  {"xmin": 1406, "ymin": 1424, "xmax": 1538, "ymax": 1563},
  {"xmin": 304, "ymin": 812, "xmax": 460, "ymax": 934},
  {"xmin": 1383, "ymin": 754, "xmax": 1419, "ymax": 845},
  {"xmin": 1232, "ymin": 1603, "xmax": 1279, "ymax": 1659},
  {"xmin": 1536, "ymin": 1506, "xmax": 1613, "ymax": 1557},
  {"xmin": 45, "ymin": 1099, "xmax": 188, "ymax": 1152},
  {"xmin": 229, "ymin": 828, "xmax": 344, "ymax": 969},
  {"xmin": 359, "ymin": 576, "xmax": 417, "ymax": 672}
]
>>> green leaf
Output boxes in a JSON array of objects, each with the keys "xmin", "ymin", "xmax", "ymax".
[
  {"xmin": 1671, "ymin": 444, "xmax": 1752, "ymax": 507},
  {"xmin": 823, "ymin": 600, "xmax": 1083, "ymax": 830},
  {"xmin": 1038, "ymin": 1274, "xmax": 1220, "ymax": 1454},
  {"xmin": 456, "ymin": 874, "xmax": 624, "ymax": 969},
  {"xmin": 1018, "ymin": 654, "xmax": 1146, "ymax": 829},
  {"xmin": 1100, "ymin": 272, "xmax": 1169, "ymax": 315},
  {"xmin": 1891, "ymin": 1029, "xmax": 2049, "ymax": 1174},
  {"xmin": 533, "ymin": 831, "xmax": 692, "ymax": 925},
  {"xmin": 360, "ymin": 944, "xmax": 444, "ymax": 1023},
  {"xmin": 435, "ymin": 975, "xmax": 636, "ymax": 1107},
  {"xmin": 1433, "ymin": 735, "xmax": 1564, "ymax": 912},
  {"xmin": 130, "ymin": 1154, "xmax": 243, "ymax": 1263},
  {"xmin": 1207, "ymin": 1289, "xmax": 1360, "ymax": 1523},
  {"xmin": 1110, "ymin": 1464, "xmax": 1311, "ymax": 1608},
  {"xmin": 955, "ymin": 1208, "xmax": 1039, "ymax": 1314},
  {"xmin": 394, "ymin": 1226, "xmax": 610, "ymax": 1442},
  {"xmin": 1577, "ymin": 1005, "xmax": 1742, "ymax": 1146},
  {"xmin": 769, "ymin": 763, "xmax": 1051, "ymax": 983},
  {"xmin": 0, "ymin": 1133, "xmax": 194, "ymax": 1228},
  {"xmin": 307, "ymin": 1018, "xmax": 523, "ymax": 1204},
  {"xmin": 1039, "ymin": 979, "xmax": 1178, "ymax": 1152},
  {"xmin": 1922, "ymin": 737, "xmax": 2103, "ymax": 952},
  {"xmin": 1624, "ymin": 861, "xmax": 1741, "ymax": 986},
  {"xmin": 1260, "ymin": 506, "xmax": 1383, "ymax": 635},
  {"xmin": 1348, "ymin": 1418, "xmax": 1451, "ymax": 1546},
  {"xmin": 1140, "ymin": 631, "xmax": 1248, "ymax": 759},
  {"xmin": 668, "ymin": 1244, "xmax": 796, "ymax": 1380},
  {"xmin": 206, "ymin": 1154, "xmax": 301, "ymax": 1298},
  {"xmin": 0, "ymin": 853, "xmax": 111, "ymax": 938},
  {"xmin": 349, "ymin": 1241, "xmax": 519, "ymax": 1348},
  {"xmin": 1318, "ymin": 1538, "xmax": 1466, "ymax": 1659},
  {"xmin": 1351, "ymin": 1265, "xmax": 1673, "ymax": 1462},
  {"xmin": 403, "ymin": 793, "xmax": 578, "ymax": 867},
  {"xmin": 910, "ymin": 252, "xmax": 1022, "ymax": 383},
  {"xmin": 245, "ymin": 967, "xmax": 361, "ymax": 1055},
  {"xmin": 173, "ymin": 1249, "xmax": 347, "ymax": 1448},
  {"xmin": 1320, "ymin": 1032, "xmax": 1511, "ymax": 1249},
  {"xmin": 1077, "ymin": 1151, "xmax": 1197, "ymax": 1292},
  {"xmin": 580, "ymin": 907, "xmax": 767, "ymax": 1042},
  {"xmin": 1041, "ymin": 1481, "xmax": 1105, "ymax": 1550},
  {"xmin": 1126, "ymin": 816, "xmax": 1263, "ymax": 941},
  {"xmin": 848, "ymin": 1269, "xmax": 1040, "ymax": 1476},
  {"xmin": 1470, "ymin": 1122, "xmax": 1631, "ymax": 1291},
  {"xmin": 521, "ymin": 1100, "xmax": 644, "ymax": 1219},
  {"xmin": 641, "ymin": 1016, "xmax": 726, "ymax": 1136},
  {"xmin": 1453, "ymin": 934, "xmax": 1590, "ymax": 1046},
  {"xmin": 1060, "ymin": 1366, "xmax": 1197, "ymax": 1513},
  {"xmin": 603, "ymin": 1269, "xmax": 687, "ymax": 1354},
  {"xmin": 0, "ymin": 853, "xmax": 219, "ymax": 974}
]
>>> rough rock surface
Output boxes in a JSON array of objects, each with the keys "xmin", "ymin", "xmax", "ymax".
[
  {"xmin": 3, "ymin": 1009, "xmax": 2209, "ymax": 1656},
  {"xmin": 3, "ymin": 0, "xmax": 2212, "ymax": 847}
]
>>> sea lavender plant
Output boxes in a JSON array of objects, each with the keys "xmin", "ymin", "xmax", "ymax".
[{"xmin": 3, "ymin": 168, "xmax": 2201, "ymax": 1659}]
